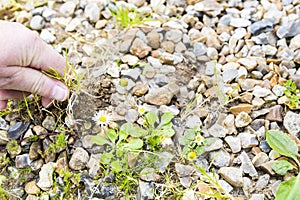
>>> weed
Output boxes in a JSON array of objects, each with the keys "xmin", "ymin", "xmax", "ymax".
[
  {"xmin": 110, "ymin": 5, "xmax": 151, "ymax": 29},
  {"xmin": 283, "ymin": 79, "xmax": 300, "ymax": 108},
  {"xmin": 45, "ymin": 133, "xmax": 67, "ymax": 156},
  {"xmin": 266, "ymin": 130, "xmax": 300, "ymax": 199}
]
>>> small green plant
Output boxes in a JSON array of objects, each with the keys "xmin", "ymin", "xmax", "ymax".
[
  {"xmin": 283, "ymin": 80, "xmax": 300, "ymax": 108},
  {"xmin": 45, "ymin": 133, "xmax": 67, "ymax": 156},
  {"xmin": 91, "ymin": 111, "xmax": 175, "ymax": 197},
  {"xmin": 178, "ymin": 126, "xmax": 205, "ymax": 161},
  {"xmin": 6, "ymin": 140, "xmax": 19, "ymax": 153},
  {"xmin": 266, "ymin": 130, "xmax": 300, "ymax": 199},
  {"xmin": 110, "ymin": 6, "xmax": 151, "ymax": 29}
]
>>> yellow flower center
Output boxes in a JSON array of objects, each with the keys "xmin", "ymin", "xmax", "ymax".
[
  {"xmin": 139, "ymin": 107, "xmax": 145, "ymax": 113},
  {"xmin": 188, "ymin": 151, "xmax": 197, "ymax": 159},
  {"xmin": 99, "ymin": 115, "xmax": 107, "ymax": 123},
  {"xmin": 196, "ymin": 136, "xmax": 202, "ymax": 142}
]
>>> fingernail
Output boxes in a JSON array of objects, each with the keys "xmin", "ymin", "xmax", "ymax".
[
  {"xmin": 53, "ymin": 85, "xmax": 68, "ymax": 101},
  {"xmin": 46, "ymin": 100, "xmax": 54, "ymax": 108}
]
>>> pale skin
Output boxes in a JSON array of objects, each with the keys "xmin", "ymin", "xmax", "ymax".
[{"xmin": 0, "ymin": 20, "xmax": 69, "ymax": 109}]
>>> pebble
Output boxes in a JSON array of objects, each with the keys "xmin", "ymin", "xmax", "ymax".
[
  {"xmin": 229, "ymin": 104, "xmax": 253, "ymax": 116},
  {"xmin": 193, "ymin": 42, "xmax": 207, "ymax": 56},
  {"xmin": 145, "ymin": 83, "xmax": 179, "ymax": 105},
  {"xmin": 29, "ymin": 142, "xmax": 41, "ymax": 160},
  {"xmin": 40, "ymin": 29, "xmax": 56, "ymax": 43},
  {"xmin": 185, "ymin": 115, "xmax": 202, "ymax": 129},
  {"xmin": 25, "ymin": 180, "xmax": 40, "ymax": 195},
  {"xmin": 59, "ymin": 1, "xmax": 76, "ymax": 17},
  {"xmin": 259, "ymin": 140, "xmax": 271, "ymax": 153},
  {"xmin": 0, "ymin": 117, "xmax": 9, "ymax": 130},
  {"xmin": 235, "ymin": 112, "xmax": 252, "ymax": 128},
  {"xmin": 15, "ymin": 154, "xmax": 31, "ymax": 168},
  {"xmin": 166, "ymin": 29, "xmax": 183, "ymax": 43},
  {"xmin": 87, "ymin": 154, "xmax": 101, "ymax": 177},
  {"xmin": 219, "ymin": 167, "xmax": 243, "ymax": 187},
  {"xmin": 283, "ymin": 111, "xmax": 300, "ymax": 136},
  {"xmin": 121, "ymin": 55, "xmax": 139, "ymax": 67},
  {"xmin": 225, "ymin": 136, "xmax": 241, "ymax": 153},
  {"xmin": 237, "ymin": 58, "xmax": 257, "ymax": 71},
  {"xmin": 239, "ymin": 151, "xmax": 258, "ymax": 178},
  {"xmin": 265, "ymin": 105, "xmax": 283, "ymax": 122},
  {"xmin": 252, "ymin": 152, "xmax": 269, "ymax": 167},
  {"xmin": 84, "ymin": 2, "xmax": 101, "ymax": 23},
  {"xmin": 175, "ymin": 163, "xmax": 195, "ymax": 177},
  {"xmin": 209, "ymin": 149, "xmax": 230, "ymax": 168},
  {"xmin": 147, "ymin": 30, "xmax": 161, "ymax": 49},
  {"xmin": 204, "ymin": 138, "xmax": 223, "ymax": 152},
  {"xmin": 207, "ymin": 124, "xmax": 227, "ymax": 138},
  {"xmin": 42, "ymin": 116, "xmax": 56, "ymax": 131},
  {"xmin": 37, "ymin": 162, "xmax": 56, "ymax": 191},
  {"xmin": 125, "ymin": 109, "xmax": 139, "ymax": 122},
  {"xmin": 276, "ymin": 19, "xmax": 300, "ymax": 38},
  {"xmin": 250, "ymin": 194, "xmax": 264, "ymax": 200},
  {"xmin": 230, "ymin": 18, "xmax": 251, "ymax": 28},
  {"xmin": 0, "ymin": 130, "xmax": 9, "ymax": 145},
  {"xmin": 250, "ymin": 19, "xmax": 275, "ymax": 35},
  {"xmin": 69, "ymin": 147, "xmax": 89, "ymax": 170},
  {"xmin": 138, "ymin": 180, "xmax": 154, "ymax": 199},
  {"xmin": 239, "ymin": 131, "xmax": 258, "ymax": 148},
  {"xmin": 30, "ymin": 15, "xmax": 45, "ymax": 30},
  {"xmin": 130, "ymin": 38, "xmax": 152, "ymax": 58},
  {"xmin": 8, "ymin": 121, "xmax": 30, "ymax": 140}
]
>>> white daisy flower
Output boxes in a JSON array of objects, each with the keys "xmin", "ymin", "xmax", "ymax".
[
  {"xmin": 194, "ymin": 134, "xmax": 204, "ymax": 146},
  {"xmin": 92, "ymin": 110, "xmax": 112, "ymax": 127},
  {"xmin": 137, "ymin": 105, "xmax": 147, "ymax": 115}
]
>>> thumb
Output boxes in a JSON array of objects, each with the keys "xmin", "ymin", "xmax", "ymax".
[{"xmin": 0, "ymin": 66, "xmax": 69, "ymax": 101}]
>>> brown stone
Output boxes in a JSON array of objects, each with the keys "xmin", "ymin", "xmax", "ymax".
[
  {"xmin": 229, "ymin": 104, "xmax": 253, "ymax": 116},
  {"xmin": 25, "ymin": 180, "xmax": 40, "ymax": 195},
  {"xmin": 132, "ymin": 83, "xmax": 149, "ymax": 96},
  {"xmin": 265, "ymin": 105, "xmax": 283, "ymax": 122}
]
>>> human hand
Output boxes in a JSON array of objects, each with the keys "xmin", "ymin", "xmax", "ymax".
[{"xmin": 0, "ymin": 20, "xmax": 69, "ymax": 109}]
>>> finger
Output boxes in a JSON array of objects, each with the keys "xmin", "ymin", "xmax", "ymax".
[
  {"xmin": 0, "ymin": 89, "xmax": 30, "ymax": 100},
  {"xmin": 0, "ymin": 66, "xmax": 69, "ymax": 102},
  {"xmin": 0, "ymin": 100, "xmax": 7, "ymax": 110},
  {"xmin": 0, "ymin": 21, "xmax": 66, "ymax": 75},
  {"xmin": 42, "ymin": 97, "xmax": 54, "ymax": 108}
]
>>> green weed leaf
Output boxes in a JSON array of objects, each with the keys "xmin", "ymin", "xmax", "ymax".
[
  {"xmin": 90, "ymin": 135, "xmax": 109, "ymax": 145},
  {"xmin": 107, "ymin": 129, "xmax": 117, "ymax": 143},
  {"xmin": 266, "ymin": 130, "xmax": 298, "ymax": 159},
  {"xmin": 121, "ymin": 123, "xmax": 147, "ymax": 137},
  {"xmin": 111, "ymin": 160, "xmax": 122, "ymax": 173},
  {"xmin": 276, "ymin": 175, "xmax": 300, "ymax": 200},
  {"xmin": 159, "ymin": 112, "xmax": 173, "ymax": 126},
  {"xmin": 272, "ymin": 160, "xmax": 296, "ymax": 175},
  {"xmin": 158, "ymin": 129, "xmax": 175, "ymax": 137},
  {"xmin": 123, "ymin": 138, "xmax": 143, "ymax": 150},
  {"xmin": 145, "ymin": 112, "xmax": 158, "ymax": 127},
  {"xmin": 100, "ymin": 153, "xmax": 114, "ymax": 165}
]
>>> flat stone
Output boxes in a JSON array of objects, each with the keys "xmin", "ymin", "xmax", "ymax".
[
  {"xmin": 175, "ymin": 163, "xmax": 195, "ymax": 177},
  {"xmin": 265, "ymin": 105, "xmax": 283, "ymax": 122},
  {"xmin": 209, "ymin": 149, "xmax": 230, "ymax": 168},
  {"xmin": 235, "ymin": 112, "xmax": 252, "ymax": 128},
  {"xmin": 259, "ymin": 160, "xmax": 275, "ymax": 175},
  {"xmin": 8, "ymin": 121, "xmax": 30, "ymax": 140},
  {"xmin": 283, "ymin": 111, "xmax": 300, "ymax": 136},
  {"xmin": 250, "ymin": 19, "xmax": 275, "ymax": 35},
  {"xmin": 84, "ymin": 2, "xmax": 101, "ymax": 23},
  {"xmin": 207, "ymin": 124, "xmax": 227, "ymax": 138},
  {"xmin": 69, "ymin": 147, "xmax": 89, "ymax": 170},
  {"xmin": 25, "ymin": 180, "xmax": 40, "ymax": 195},
  {"xmin": 132, "ymin": 82, "xmax": 149, "ymax": 96},
  {"xmin": 59, "ymin": 1, "xmax": 76, "ymax": 17},
  {"xmin": 166, "ymin": 29, "xmax": 183, "ymax": 43},
  {"xmin": 193, "ymin": 42, "xmax": 207, "ymax": 56},
  {"xmin": 230, "ymin": 18, "xmax": 251, "ymax": 28},
  {"xmin": 219, "ymin": 167, "xmax": 243, "ymax": 187},
  {"xmin": 229, "ymin": 104, "xmax": 253, "ymax": 116},
  {"xmin": 239, "ymin": 151, "xmax": 258, "ymax": 178},
  {"xmin": 144, "ymin": 83, "xmax": 179, "ymax": 105},
  {"xmin": 15, "ymin": 154, "xmax": 31, "ymax": 168},
  {"xmin": 37, "ymin": 162, "xmax": 56, "ymax": 191},
  {"xmin": 239, "ymin": 132, "xmax": 258, "ymax": 148},
  {"xmin": 42, "ymin": 116, "xmax": 56, "ymax": 131},
  {"xmin": 237, "ymin": 58, "xmax": 257, "ymax": 71},
  {"xmin": 205, "ymin": 138, "xmax": 223, "ymax": 152},
  {"xmin": 254, "ymin": 174, "xmax": 270, "ymax": 191},
  {"xmin": 277, "ymin": 19, "xmax": 300, "ymax": 38},
  {"xmin": 225, "ymin": 136, "xmax": 241, "ymax": 153},
  {"xmin": 147, "ymin": 30, "xmax": 161, "ymax": 49},
  {"xmin": 130, "ymin": 38, "xmax": 152, "ymax": 59}
]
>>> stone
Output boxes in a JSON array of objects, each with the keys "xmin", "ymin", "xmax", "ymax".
[
  {"xmin": 69, "ymin": 147, "xmax": 89, "ymax": 170},
  {"xmin": 219, "ymin": 167, "xmax": 243, "ymax": 187},
  {"xmin": 252, "ymin": 152, "xmax": 269, "ymax": 167},
  {"xmin": 259, "ymin": 140, "xmax": 271, "ymax": 153},
  {"xmin": 40, "ymin": 29, "xmax": 56, "ymax": 43},
  {"xmin": 250, "ymin": 19, "xmax": 275, "ymax": 35},
  {"xmin": 277, "ymin": 19, "xmax": 300, "ymax": 38},
  {"xmin": 175, "ymin": 163, "xmax": 195, "ymax": 177},
  {"xmin": 140, "ymin": 168, "xmax": 160, "ymax": 182},
  {"xmin": 125, "ymin": 109, "xmax": 139, "ymax": 122},
  {"xmin": 235, "ymin": 112, "xmax": 252, "ymax": 128},
  {"xmin": 33, "ymin": 125, "xmax": 47, "ymax": 139},
  {"xmin": 144, "ymin": 83, "xmax": 179, "ymax": 105},
  {"xmin": 138, "ymin": 180, "xmax": 154, "ymax": 199},
  {"xmin": 259, "ymin": 160, "xmax": 275, "ymax": 175},
  {"xmin": 59, "ymin": 1, "xmax": 76, "ymax": 17},
  {"xmin": 95, "ymin": 19, "xmax": 108, "ymax": 29},
  {"xmin": 84, "ymin": 2, "xmax": 101, "ymax": 23},
  {"xmin": 290, "ymin": 34, "xmax": 300, "ymax": 50},
  {"xmin": 0, "ymin": 130, "xmax": 9, "ymax": 145},
  {"xmin": 250, "ymin": 194, "xmax": 264, "ymax": 200},
  {"xmin": 265, "ymin": 105, "xmax": 283, "ymax": 122},
  {"xmin": 29, "ymin": 142, "xmax": 41, "ymax": 160},
  {"xmin": 182, "ymin": 189, "xmax": 196, "ymax": 200},
  {"xmin": 132, "ymin": 82, "xmax": 149, "ymax": 96},
  {"xmin": 37, "ymin": 162, "xmax": 56, "ymax": 191},
  {"xmin": 128, "ymin": 0, "xmax": 145, "ymax": 7},
  {"xmin": 156, "ymin": 152, "xmax": 174, "ymax": 173},
  {"xmin": 87, "ymin": 154, "xmax": 101, "ymax": 177},
  {"xmin": 8, "ymin": 121, "xmax": 30, "ymax": 140},
  {"xmin": 130, "ymin": 38, "xmax": 152, "ymax": 58},
  {"xmin": 225, "ymin": 136, "xmax": 241, "ymax": 153},
  {"xmin": 205, "ymin": 138, "xmax": 223, "ymax": 152},
  {"xmin": 194, "ymin": 0, "xmax": 223, "ymax": 16},
  {"xmin": 25, "ymin": 180, "xmax": 40, "ymax": 195},
  {"xmin": 147, "ymin": 30, "xmax": 161, "ymax": 49},
  {"xmin": 166, "ymin": 29, "xmax": 182, "ymax": 43},
  {"xmin": 0, "ymin": 117, "xmax": 9, "ymax": 130},
  {"xmin": 15, "ymin": 154, "xmax": 31, "ymax": 168},
  {"xmin": 223, "ymin": 114, "xmax": 236, "ymax": 135},
  {"xmin": 193, "ymin": 42, "xmax": 207, "ymax": 56},
  {"xmin": 42, "ymin": 116, "xmax": 56, "ymax": 131},
  {"xmin": 185, "ymin": 115, "xmax": 202, "ymax": 129},
  {"xmin": 229, "ymin": 104, "xmax": 253, "ymax": 116},
  {"xmin": 207, "ymin": 124, "xmax": 227, "ymax": 138},
  {"xmin": 30, "ymin": 15, "xmax": 44, "ymax": 30},
  {"xmin": 283, "ymin": 111, "xmax": 300, "ymax": 136},
  {"xmin": 121, "ymin": 55, "xmax": 139, "ymax": 66},
  {"xmin": 237, "ymin": 58, "xmax": 257, "ymax": 71},
  {"xmin": 239, "ymin": 151, "xmax": 258, "ymax": 178},
  {"xmin": 161, "ymin": 41, "xmax": 175, "ymax": 53},
  {"xmin": 254, "ymin": 174, "xmax": 270, "ymax": 190},
  {"xmin": 209, "ymin": 149, "xmax": 230, "ymax": 168},
  {"xmin": 230, "ymin": 18, "xmax": 251, "ymax": 28},
  {"xmin": 239, "ymin": 132, "xmax": 258, "ymax": 148}
]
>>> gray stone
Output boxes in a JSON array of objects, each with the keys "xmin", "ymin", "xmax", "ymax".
[
  {"xmin": 147, "ymin": 30, "xmax": 161, "ymax": 49},
  {"xmin": 283, "ymin": 111, "xmax": 300, "ymax": 136},
  {"xmin": 252, "ymin": 152, "xmax": 269, "ymax": 167},
  {"xmin": 42, "ymin": 116, "xmax": 56, "ymax": 131},
  {"xmin": 235, "ymin": 112, "xmax": 252, "ymax": 128},
  {"xmin": 156, "ymin": 152, "xmax": 174, "ymax": 173},
  {"xmin": 37, "ymin": 162, "xmax": 56, "ymax": 191},
  {"xmin": 15, "ymin": 154, "xmax": 31, "ymax": 168},
  {"xmin": 125, "ymin": 109, "xmax": 139, "ymax": 122},
  {"xmin": 277, "ymin": 19, "xmax": 300, "ymax": 38},
  {"xmin": 145, "ymin": 83, "xmax": 179, "ymax": 105},
  {"xmin": 166, "ymin": 29, "xmax": 183, "ymax": 43},
  {"xmin": 130, "ymin": 38, "xmax": 152, "ymax": 58},
  {"xmin": 59, "ymin": 1, "xmax": 76, "ymax": 17},
  {"xmin": 69, "ymin": 147, "xmax": 89, "ymax": 170},
  {"xmin": 239, "ymin": 132, "xmax": 258, "ymax": 148},
  {"xmin": 250, "ymin": 194, "xmax": 264, "ymax": 200},
  {"xmin": 222, "ymin": 68, "xmax": 238, "ymax": 83},
  {"xmin": 250, "ymin": 19, "xmax": 275, "ymax": 35},
  {"xmin": 175, "ymin": 163, "xmax": 195, "ymax": 177},
  {"xmin": 140, "ymin": 168, "xmax": 160, "ymax": 182},
  {"xmin": 87, "ymin": 154, "xmax": 101, "ymax": 177},
  {"xmin": 121, "ymin": 67, "xmax": 141, "ymax": 80},
  {"xmin": 138, "ymin": 180, "xmax": 154, "ymax": 199},
  {"xmin": 219, "ymin": 167, "xmax": 243, "ymax": 187},
  {"xmin": 225, "ymin": 136, "xmax": 241, "ymax": 153},
  {"xmin": 219, "ymin": 180, "xmax": 233, "ymax": 194},
  {"xmin": 209, "ymin": 149, "xmax": 230, "ymax": 168},
  {"xmin": 230, "ymin": 18, "xmax": 251, "ymax": 28},
  {"xmin": 8, "ymin": 121, "xmax": 30, "ymax": 140},
  {"xmin": 239, "ymin": 151, "xmax": 258, "ymax": 178},
  {"xmin": 193, "ymin": 42, "xmax": 207, "ymax": 56},
  {"xmin": 84, "ymin": 2, "xmax": 101, "ymax": 23},
  {"xmin": 0, "ymin": 117, "xmax": 9, "ymax": 130},
  {"xmin": 185, "ymin": 115, "xmax": 202, "ymax": 129},
  {"xmin": 30, "ymin": 15, "xmax": 44, "ymax": 30},
  {"xmin": 255, "ymin": 174, "xmax": 270, "ymax": 190},
  {"xmin": 205, "ymin": 138, "xmax": 223, "ymax": 152},
  {"xmin": 207, "ymin": 124, "xmax": 227, "ymax": 138}
]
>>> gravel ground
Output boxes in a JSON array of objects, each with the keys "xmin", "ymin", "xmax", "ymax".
[{"xmin": 1, "ymin": 0, "xmax": 300, "ymax": 199}]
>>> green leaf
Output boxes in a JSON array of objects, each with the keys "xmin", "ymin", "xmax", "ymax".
[
  {"xmin": 123, "ymin": 138, "xmax": 143, "ymax": 150},
  {"xmin": 100, "ymin": 153, "xmax": 114, "ymax": 165},
  {"xmin": 111, "ymin": 160, "xmax": 122, "ymax": 173},
  {"xmin": 119, "ymin": 130, "xmax": 129, "ymax": 141},
  {"xmin": 272, "ymin": 160, "xmax": 296, "ymax": 175},
  {"xmin": 157, "ymin": 129, "xmax": 175, "ymax": 137},
  {"xmin": 276, "ymin": 175, "xmax": 300, "ymax": 200},
  {"xmin": 107, "ymin": 129, "xmax": 117, "ymax": 143},
  {"xmin": 90, "ymin": 134, "xmax": 109, "ymax": 146},
  {"xmin": 266, "ymin": 130, "xmax": 298, "ymax": 159},
  {"xmin": 121, "ymin": 122, "xmax": 147, "ymax": 137},
  {"xmin": 145, "ymin": 112, "xmax": 158, "ymax": 127},
  {"xmin": 159, "ymin": 112, "xmax": 173, "ymax": 126}
]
